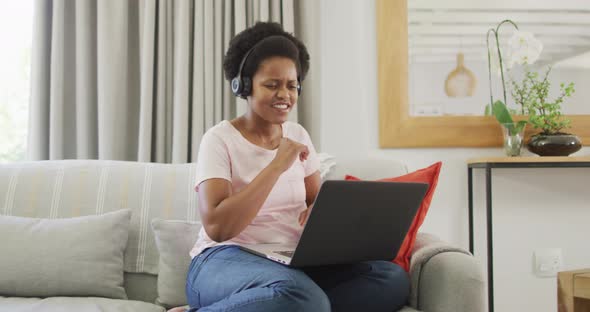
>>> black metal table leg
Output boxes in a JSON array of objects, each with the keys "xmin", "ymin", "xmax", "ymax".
[
  {"xmin": 485, "ymin": 167, "xmax": 494, "ymax": 312},
  {"xmin": 468, "ymin": 167, "xmax": 474, "ymax": 254},
  {"xmin": 467, "ymin": 159, "xmax": 590, "ymax": 312}
]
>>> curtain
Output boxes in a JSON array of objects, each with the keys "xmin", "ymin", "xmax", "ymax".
[{"xmin": 28, "ymin": 0, "xmax": 296, "ymax": 163}]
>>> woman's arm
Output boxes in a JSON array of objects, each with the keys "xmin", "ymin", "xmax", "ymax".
[
  {"xmin": 304, "ymin": 171, "xmax": 321, "ymax": 207},
  {"xmin": 198, "ymin": 138, "xmax": 310, "ymax": 242},
  {"xmin": 298, "ymin": 170, "xmax": 321, "ymax": 225},
  {"xmin": 198, "ymin": 165, "xmax": 283, "ymax": 242}
]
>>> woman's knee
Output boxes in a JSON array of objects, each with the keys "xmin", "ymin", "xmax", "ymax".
[
  {"xmin": 370, "ymin": 261, "xmax": 411, "ymax": 306},
  {"xmin": 274, "ymin": 272, "xmax": 331, "ymax": 312},
  {"xmin": 374, "ymin": 261, "xmax": 409, "ymax": 286}
]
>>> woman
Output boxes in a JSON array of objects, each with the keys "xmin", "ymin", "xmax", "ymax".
[{"xmin": 185, "ymin": 22, "xmax": 409, "ymax": 312}]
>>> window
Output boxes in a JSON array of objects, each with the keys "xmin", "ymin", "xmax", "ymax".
[{"xmin": 0, "ymin": 1, "xmax": 33, "ymax": 162}]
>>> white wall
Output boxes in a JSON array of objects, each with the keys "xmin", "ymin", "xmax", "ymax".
[
  {"xmin": 410, "ymin": 61, "xmax": 495, "ymax": 116},
  {"xmin": 409, "ymin": 62, "xmax": 590, "ymax": 116},
  {"xmin": 314, "ymin": 0, "xmax": 590, "ymax": 311}
]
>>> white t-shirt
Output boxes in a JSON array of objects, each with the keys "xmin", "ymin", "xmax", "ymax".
[{"xmin": 190, "ymin": 120, "xmax": 320, "ymax": 258}]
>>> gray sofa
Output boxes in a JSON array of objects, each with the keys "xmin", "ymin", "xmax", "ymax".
[{"xmin": 0, "ymin": 158, "xmax": 485, "ymax": 312}]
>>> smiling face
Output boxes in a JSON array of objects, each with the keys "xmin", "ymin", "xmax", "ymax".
[{"xmin": 247, "ymin": 56, "xmax": 299, "ymax": 124}]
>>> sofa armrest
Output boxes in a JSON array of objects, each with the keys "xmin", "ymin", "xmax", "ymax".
[{"xmin": 408, "ymin": 233, "xmax": 485, "ymax": 312}]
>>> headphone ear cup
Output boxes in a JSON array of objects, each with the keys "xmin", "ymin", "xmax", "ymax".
[
  {"xmin": 231, "ymin": 77, "xmax": 242, "ymax": 97},
  {"xmin": 242, "ymin": 77, "xmax": 252, "ymax": 98}
]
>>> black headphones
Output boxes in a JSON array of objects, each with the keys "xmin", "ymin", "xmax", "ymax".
[{"xmin": 231, "ymin": 39, "xmax": 302, "ymax": 99}]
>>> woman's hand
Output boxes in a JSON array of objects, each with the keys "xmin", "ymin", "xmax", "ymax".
[
  {"xmin": 298, "ymin": 203, "xmax": 314, "ymax": 226},
  {"xmin": 271, "ymin": 138, "xmax": 309, "ymax": 173}
]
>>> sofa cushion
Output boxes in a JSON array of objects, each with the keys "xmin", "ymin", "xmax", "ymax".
[
  {"xmin": 124, "ymin": 272, "xmax": 159, "ymax": 304},
  {"xmin": 399, "ymin": 307, "xmax": 421, "ymax": 312},
  {"xmin": 0, "ymin": 209, "xmax": 131, "ymax": 299},
  {"xmin": 0, "ymin": 296, "xmax": 165, "ymax": 312},
  {"xmin": 0, "ymin": 160, "xmax": 200, "ymax": 275},
  {"xmin": 325, "ymin": 157, "xmax": 407, "ymax": 181},
  {"xmin": 345, "ymin": 162, "xmax": 442, "ymax": 272},
  {"xmin": 151, "ymin": 219, "xmax": 202, "ymax": 308}
]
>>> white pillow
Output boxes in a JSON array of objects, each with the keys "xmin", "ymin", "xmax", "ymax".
[
  {"xmin": 0, "ymin": 209, "xmax": 131, "ymax": 299},
  {"xmin": 151, "ymin": 219, "xmax": 202, "ymax": 308}
]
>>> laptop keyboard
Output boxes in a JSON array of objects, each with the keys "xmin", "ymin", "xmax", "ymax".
[{"xmin": 275, "ymin": 250, "xmax": 295, "ymax": 258}]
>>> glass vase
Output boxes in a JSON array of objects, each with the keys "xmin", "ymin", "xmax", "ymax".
[{"xmin": 501, "ymin": 122, "xmax": 525, "ymax": 157}]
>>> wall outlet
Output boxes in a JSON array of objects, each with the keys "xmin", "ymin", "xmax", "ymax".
[
  {"xmin": 413, "ymin": 105, "xmax": 443, "ymax": 116},
  {"xmin": 533, "ymin": 248, "xmax": 563, "ymax": 278}
]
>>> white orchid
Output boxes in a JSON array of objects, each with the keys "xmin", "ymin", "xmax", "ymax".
[
  {"xmin": 505, "ymin": 30, "xmax": 543, "ymax": 68},
  {"xmin": 486, "ymin": 20, "xmax": 545, "ymax": 118}
]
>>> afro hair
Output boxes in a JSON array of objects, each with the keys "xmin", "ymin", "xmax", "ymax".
[{"xmin": 223, "ymin": 22, "xmax": 310, "ymax": 81}]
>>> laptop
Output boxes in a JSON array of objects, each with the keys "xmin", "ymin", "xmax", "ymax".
[{"xmin": 239, "ymin": 180, "xmax": 428, "ymax": 267}]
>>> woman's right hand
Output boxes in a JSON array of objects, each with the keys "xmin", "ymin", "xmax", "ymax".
[{"xmin": 271, "ymin": 138, "xmax": 309, "ymax": 173}]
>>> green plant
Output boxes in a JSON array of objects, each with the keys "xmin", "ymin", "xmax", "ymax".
[
  {"xmin": 491, "ymin": 100, "xmax": 527, "ymax": 134},
  {"xmin": 509, "ymin": 66, "xmax": 575, "ymax": 135},
  {"xmin": 486, "ymin": 19, "xmax": 576, "ymax": 136}
]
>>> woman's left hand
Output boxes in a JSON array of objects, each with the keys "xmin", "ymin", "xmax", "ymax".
[{"xmin": 298, "ymin": 203, "xmax": 314, "ymax": 226}]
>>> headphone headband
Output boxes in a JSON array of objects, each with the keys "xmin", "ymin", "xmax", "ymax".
[{"xmin": 231, "ymin": 36, "xmax": 302, "ymax": 98}]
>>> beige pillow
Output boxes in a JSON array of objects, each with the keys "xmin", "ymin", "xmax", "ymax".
[
  {"xmin": 151, "ymin": 219, "xmax": 201, "ymax": 308},
  {"xmin": 0, "ymin": 209, "xmax": 131, "ymax": 299}
]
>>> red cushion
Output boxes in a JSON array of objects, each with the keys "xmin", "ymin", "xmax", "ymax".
[{"xmin": 344, "ymin": 162, "xmax": 442, "ymax": 272}]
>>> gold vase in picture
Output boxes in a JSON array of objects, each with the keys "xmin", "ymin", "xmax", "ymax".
[{"xmin": 445, "ymin": 53, "xmax": 477, "ymax": 98}]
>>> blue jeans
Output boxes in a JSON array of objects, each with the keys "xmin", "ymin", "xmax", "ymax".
[{"xmin": 185, "ymin": 245, "xmax": 410, "ymax": 312}]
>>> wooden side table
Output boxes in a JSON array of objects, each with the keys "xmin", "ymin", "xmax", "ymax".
[
  {"xmin": 467, "ymin": 156, "xmax": 590, "ymax": 312},
  {"xmin": 558, "ymin": 269, "xmax": 590, "ymax": 312}
]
